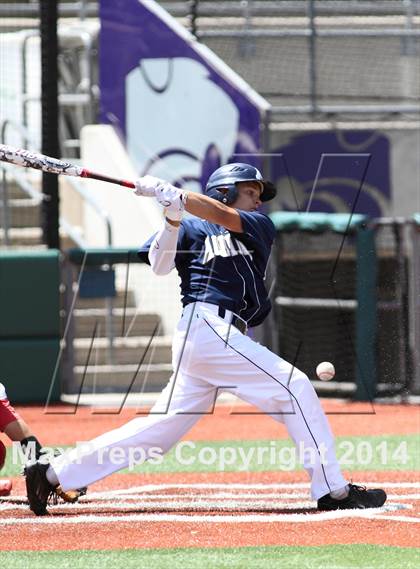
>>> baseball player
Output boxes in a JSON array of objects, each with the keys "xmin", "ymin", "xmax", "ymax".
[
  {"xmin": 0, "ymin": 381, "xmax": 44, "ymax": 497},
  {"xmin": 0, "ymin": 382, "xmax": 85, "ymax": 501},
  {"xmin": 24, "ymin": 163, "xmax": 386, "ymax": 515}
]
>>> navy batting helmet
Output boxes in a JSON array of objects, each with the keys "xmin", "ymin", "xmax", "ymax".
[{"xmin": 205, "ymin": 163, "xmax": 277, "ymax": 205}]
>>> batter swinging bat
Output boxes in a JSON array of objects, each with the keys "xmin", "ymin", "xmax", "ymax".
[{"xmin": 0, "ymin": 144, "xmax": 135, "ymax": 189}]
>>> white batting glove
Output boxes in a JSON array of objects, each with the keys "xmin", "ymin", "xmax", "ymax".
[
  {"xmin": 134, "ymin": 176, "xmax": 186, "ymax": 221},
  {"xmin": 158, "ymin": 186, "xmax": 187, "ymax": 222},
  {"xmin": 134, "ymin": 175, "xmax": 166, "ymax": 197}
]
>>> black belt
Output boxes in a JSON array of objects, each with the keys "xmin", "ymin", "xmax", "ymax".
[{"xmin": 218, "ymin": 306, "xmax": 248, "ymax": 334}]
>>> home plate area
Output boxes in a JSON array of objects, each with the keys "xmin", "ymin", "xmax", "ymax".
[{"xmin": 0, "ymin": 482, "xmax": 419, "ymax": 525}]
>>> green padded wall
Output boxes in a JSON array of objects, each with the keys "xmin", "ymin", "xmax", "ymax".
[
  {"xmin": 0, "ymin": 251, "xmax": 61, "ymax": 403},
  {"xmin": 0, "ymin": 339, "xmax": 60, "ymax": 403},
  {"xmin": 0, "ymin": 250, "xmax": 60, "ymax": 338}
]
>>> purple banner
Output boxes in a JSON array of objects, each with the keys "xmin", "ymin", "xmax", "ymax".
[
  {"xmin": 99, "ymin": 0, "xmax": 265, "ymax": 192},
  {"xmin": 271, "ymin": 131, "xmax": 391, "ymax": 217}
]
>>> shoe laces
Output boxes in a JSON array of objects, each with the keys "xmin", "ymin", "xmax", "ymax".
[{"xmin": 349, "ymin": 483, "xmax": 367, "ymax": 493}]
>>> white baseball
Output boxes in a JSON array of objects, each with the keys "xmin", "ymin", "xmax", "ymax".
[{"xmin": 316, "ymin": 362, "xmax": 335, "ymax": 381}]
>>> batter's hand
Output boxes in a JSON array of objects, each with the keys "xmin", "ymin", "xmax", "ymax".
[
  {"xmin": 162, "ymin": 187, "xmax": 186, "ymax": 222},
  {"xmin": 155, "ymin": 183, "xmax": 187, "ymax": 222},
  {"xmin": 135, "ymin": 176, "xmax": 186, "ymax": 221},
  {"xmin": 134, "ymin": 175, "xmax": 166, "ymax": 197}
]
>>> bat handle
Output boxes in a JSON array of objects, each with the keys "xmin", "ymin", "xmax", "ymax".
[{"xmin": 81, "ymin": 169, "xmax": 135, "ymax": 189}]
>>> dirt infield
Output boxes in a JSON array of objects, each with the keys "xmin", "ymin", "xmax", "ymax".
[
  {"xmin": 0, "ymin": 471, "xmax": 419, "ymax": 550},
  {"xmin": 0, "ymin": 401, "xmax": 418, "ymax": 551},
  {"xmin": 10, "ymin": 400, "xmax": 419, "ymax": 445}
]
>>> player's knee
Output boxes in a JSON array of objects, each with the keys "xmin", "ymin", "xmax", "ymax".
[{"xmin": 289, "ymin": 370, "xmax": 314, "ymax": 395}]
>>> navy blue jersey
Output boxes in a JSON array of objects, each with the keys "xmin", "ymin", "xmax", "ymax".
[{"xmin": 138, "ymin": 211, "xmax": 276, "ymax": 327}]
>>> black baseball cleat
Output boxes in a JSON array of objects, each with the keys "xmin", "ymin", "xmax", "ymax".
[
  {"xmin": 317, "ymin": 484, "xmax": 387, "ymax": 511},
  {"xmin": 24, "ymin": 460, "xmax": 57, "ymax": 516}
]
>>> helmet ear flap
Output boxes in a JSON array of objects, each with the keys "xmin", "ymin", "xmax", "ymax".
[
  {"xmin": 211, "ymin": 185, "xmax": 237, "ymax": 205},
  {"xmin": 219, "ymin": 187, "xmax": 231, "ymax": 204}
]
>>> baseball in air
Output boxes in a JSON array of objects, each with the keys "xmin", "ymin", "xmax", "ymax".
[{"xmin": 316, "ymin": 362, "xmax": 335, "ymax": 381}]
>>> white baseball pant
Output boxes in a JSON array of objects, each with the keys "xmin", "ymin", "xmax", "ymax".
[{"xmin": 52, "ymin": 302, "xmax": 347, "ymax": 499}]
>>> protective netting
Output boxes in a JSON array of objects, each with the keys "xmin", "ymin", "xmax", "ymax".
[
  {"xmin": 374, "ymin": 223, "xmax": 410, "ymax": 391},
  {"xmin": 0, "ymin": 2, "xmax": 98, "ymax": 248},
  {"xmin": 272, "ymin": 231, "xmax": 357, "ymax": 386},
  {"xmin": 203, "ymin": 36, "xmax": 313, "ymax": 104},
  {"xmin": 409, "ymin": 219, "xmax": 420, "ymax": 394},
  {"xmin": 0, "ymin": 3, "xmax": 42, "ymax": 248},
  {"xmin": 314, "ymin": 37, "xmax": 419, "ymax": 104},
  {"xmin": 204, "ymin": 35, "xmax": 419, "ymax": 107},
  {"xmin": 271, "ymin": 223, "xmax": 410, "ymax": 395},
  {"xmin": 190, "ymin": 0, "xmax": 420, "ymax": 108}
]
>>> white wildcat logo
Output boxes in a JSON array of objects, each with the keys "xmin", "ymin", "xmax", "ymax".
[{"xmin": 126, "ymin": 58, "xmax": 239, "ymax": 193}]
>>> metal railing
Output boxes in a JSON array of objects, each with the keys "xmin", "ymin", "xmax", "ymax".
[
  {"xmin": 193, "ymin": 2, "xmax": 420, "ymax": 116},
  {"xmin": 0, "ymin": 120, "xmax": 40, "ymax": 247},
  {"xmin": 1, "ymin": 2, "xmax": 419, "ymax": 19},
  {"xmin": 18, "ymin": 26, "xmax": 99, "ymax": 156},
  {"xmin": 0, "ymin": 1, "xmax": 97, "ymax": 18}
]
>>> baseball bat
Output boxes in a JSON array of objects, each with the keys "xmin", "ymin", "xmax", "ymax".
[{"xmin": 0, "ymin": 144, "xmax": 135, "ymax": 189}]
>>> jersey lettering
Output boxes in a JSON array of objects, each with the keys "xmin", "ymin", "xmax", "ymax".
[{"xmin": 202, "ymin": 233, "xmax": 251, "ymax": 264}]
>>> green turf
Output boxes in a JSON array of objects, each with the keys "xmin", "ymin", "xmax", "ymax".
[
  {"xmin": 128, "ymin": 433, "xmax": 418, "ymax": 474},
  {"xmin": 0, "ymin": 545, "xmax": 418, "ymax": 569},
  {"xmin": 1, "ymin": 433, "xmax": 418, "ymax": 477}
]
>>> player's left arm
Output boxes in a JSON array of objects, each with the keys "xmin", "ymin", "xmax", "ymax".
[
  {"xmin": 148, "ymin": 220, "xmax": 180, "ymax": 275},
  {"xmin": 184, "ymin": 192, "xmax": 242, "ymax": 232}
]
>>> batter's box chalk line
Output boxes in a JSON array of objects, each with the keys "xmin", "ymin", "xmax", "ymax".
[
  {"xmin": 0, "ymin": 482, "xmax": 418, "ymax": 525},
  {"xmin": 0, "ymin": 507, "xmax": 418, "ymax": 526},
  {"xmin": 89, "ymin": 481, "xmax": 420, "ymax": 497}
]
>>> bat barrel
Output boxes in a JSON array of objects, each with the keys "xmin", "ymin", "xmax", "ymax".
[{"xmin": 0, "ymin": 144, "xmax": 135, "ymax": 189}]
